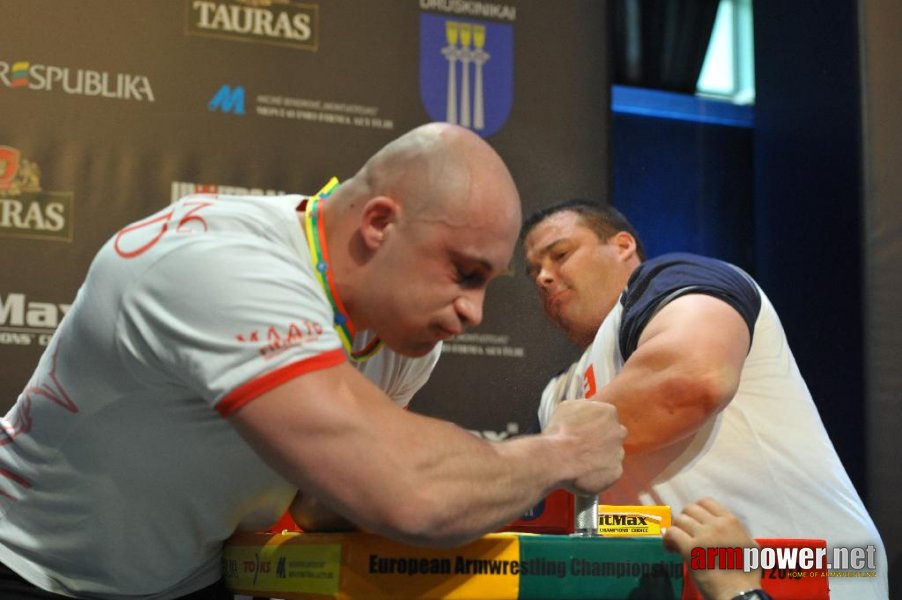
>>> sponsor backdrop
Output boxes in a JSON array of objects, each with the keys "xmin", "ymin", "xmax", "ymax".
[{"xmin": 1, "ymin": 0, "xmax": 610, "ymax": 436}]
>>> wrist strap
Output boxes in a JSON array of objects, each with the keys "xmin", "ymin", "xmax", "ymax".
[{"xmin": 731, "ymin": 590, "xmax": 773, "ymax": 600}]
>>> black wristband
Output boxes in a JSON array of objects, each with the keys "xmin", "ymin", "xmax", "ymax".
[{"xmin": 731, "ymin": 590, "xmax": 773, "ymax": 600}]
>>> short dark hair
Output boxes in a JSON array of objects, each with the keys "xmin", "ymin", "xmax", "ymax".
[{"xmin": 521, "ymin": 199, "xmax": 646, "ymax": 261}]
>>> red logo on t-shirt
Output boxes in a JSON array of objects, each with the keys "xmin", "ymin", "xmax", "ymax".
[
  {"xmin": 236, "ymin": 321, "xmax": 323, "ymax": 359},
  {"xmin": 583, "ymin": 364, "xmax": 597, "ymax": 398},
  {"xmin": 113, "ymin": 200, "xmax": 214, "ymax": 259}
]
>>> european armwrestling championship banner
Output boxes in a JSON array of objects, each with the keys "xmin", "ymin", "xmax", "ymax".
[{"xmin": 0, "ymin": 0, "xmax": 610, "ymax": 436}]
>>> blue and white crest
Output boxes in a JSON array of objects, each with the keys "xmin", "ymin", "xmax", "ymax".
[{"xmin": 419, "ymin": 13, "xmax": 513, "ymax": 138}]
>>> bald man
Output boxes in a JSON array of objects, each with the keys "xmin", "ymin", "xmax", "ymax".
[{"xmin": 0, "ymin": 124, "xmax": 625, "ymax": 599}]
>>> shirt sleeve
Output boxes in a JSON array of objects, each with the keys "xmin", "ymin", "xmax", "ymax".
[
  {"xmin": 619, "ymin": 253, "xmax": 761, "ymax": 361},
  {"xmin": 116, "ymin": 235, "xmax": 344, "ymax": 416},
  {"xmin": 536, "ymin": 346, "xmax": 593, "ymax": 430}
]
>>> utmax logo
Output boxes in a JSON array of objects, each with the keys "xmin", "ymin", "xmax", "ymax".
[{"xmin": 0, "ymin": 293, "xmax": 71, "ymax": 347}]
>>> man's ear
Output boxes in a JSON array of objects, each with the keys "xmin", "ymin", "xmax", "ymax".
[
  {"xmin": 359, "ymin": 196, "xmax": 399, "ymax": 250},
  {"xmin": 610, "ymin": 231, "xmax": 638, "ymax": 261}
]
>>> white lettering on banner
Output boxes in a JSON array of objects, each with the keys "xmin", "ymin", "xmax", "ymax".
[
  {"xmin": 0, "ymin": 199, "xmax": 65, "ymax": 232},
  {"xmin": 443, "ymin": 332, "xmax": 525, "ymax": 358},
  {"xmin": 193, "ymin": 0, "xmax": 313, "ymax": 40},
  {"xmin": 0, "ymin": 146, "xmax": 73, "ymax": 241},
  {"xmin": 170, "ymin": 182, "xmax": 285, "ymax": 203},
  {"xmin": 0, "ymin": 61, "xmax": 154, "ymax": 102},
  {"xmin": 187, "ymin": 0, "xmax": 318, "ymax": 50},
  {"xmin": 0, "ymin": 332, "xmax": 33, "ymax": 345},
  {"xmin": 0, "ymin": 294, "xmax": 71, "ymax": 329},
  {"xmin": 31, "ymin": 65, "xmax": 155, "ymax": 101},
  {"xmin": 419, "ymin": 0, "xmax": 517, "ymax": 21},
  {"xmin": 254, "ymin": 95, "xmax": 394, "ymax": 131}
]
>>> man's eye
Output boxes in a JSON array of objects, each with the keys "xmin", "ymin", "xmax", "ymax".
[{"xmin": 457, "ymin": 269, "xmax": 485, "ymax": 287}]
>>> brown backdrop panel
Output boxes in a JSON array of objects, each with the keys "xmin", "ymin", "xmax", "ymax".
[
  {"xmin": 1, "ymin": 0, "xmax": 610, "ymax": 435},
  {"xmin": 413, "ymin": 1, "xmax": 611, "ymax": 433}
]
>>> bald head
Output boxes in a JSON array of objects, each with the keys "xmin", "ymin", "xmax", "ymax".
[
  {"xmin": 347, "ymin": 122, "xmax": 521, "ymax": 227},
  {"xmin": 321, "ymin": 123, "xmax": 523, "ymax": 354}
]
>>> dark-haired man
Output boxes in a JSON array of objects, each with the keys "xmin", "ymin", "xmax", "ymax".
[{"xmin": 522, "ymin": 199, "xmax": 886, "ymax": 600}]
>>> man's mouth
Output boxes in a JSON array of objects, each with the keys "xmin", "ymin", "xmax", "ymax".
[
  {"xmin": 435, "ymin": 325, "xmax": 461, "ymax": 341},
  {"xmin": 545, "ymin": 287, "xmax": 570, "ymax": 307}
]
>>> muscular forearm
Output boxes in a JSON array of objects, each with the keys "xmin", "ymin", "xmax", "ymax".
[
  {"xmin": 232, "ymin": 363, "xmax": 624, "ymax": 547},
  {"xmin": 598, "ymin": 364, "xmax": 726, "ymax": 454},
  {"xmin": 297, "ymin": 414, "xmax": 613, "ymax": 544},
  {"xmin": 352, "ymin": 414, "xmax": 620, "ymax": 546},
  {"xmin": 359, "ymin": 422, "xmax": 570, "ymax": 545}
]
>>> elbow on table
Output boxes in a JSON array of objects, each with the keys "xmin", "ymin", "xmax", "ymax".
[{"xmin": 368, "ymin": 488, "xmax": 485, "ymax": 548}]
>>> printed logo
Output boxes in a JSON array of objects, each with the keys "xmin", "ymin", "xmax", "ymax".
[
  {"xmin": 598, "ymin": 514, "xmax": 662, "ymax": 538},
  {"xmin": 209, "ymin": 84, "xmax": 246, "ymax": 115},
  {"xmin": 0, "ymin": 60, "xmax": 155, "ymax": 102},
  {"xmin": 598, "ymin": 505, "xmax": 671, "ymax": 537},
  {"xmin": 0, "ymin": 146, "xmax": 74, "ymax": 242},
  {"xmin": 691, "ymin": 542, "xmax": 878, "ymax": 579},
  {"xmin": 113, "ymin": 199, "xmax": 214, "ymax": 259},
  {"xmin": 10, "ymin": 61, "xmax": 29, "ymax": 88},
  {"xmin": 171, "ymin": 181, "xmax": 285, "ymax": 203},
  {"xmin": 236, "ymin": 321, "xmax": 324, "ymax": 359},
  {"xmin": 1, "ymin": 328, "xmax": 77, "ymax": 501},
  {"xmin": 0, "ymin": 293, "xmax": 71, "ymax": 347},
  {"xmin": 222, "ymin": 557, "xmax": 239, "ymax": 579},
  {"xmin": 199, "ymin": 87, "xmax": 394, "ymax": 131},
  {"xmin": 187, "ymin": 0, "xmax": 319, "ymax": 51},
  {"xmin": 582, "ymin": 364, "xmax": 597, "ymax": 398},
  {"xmin": 419, "ymin": 9, "xmax": 514, "ymax": 137}
]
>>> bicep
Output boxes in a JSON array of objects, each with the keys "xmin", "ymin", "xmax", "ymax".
[
  {"xmin": 606, "ymin": 293, "xmax": 751, "ymax": 452},
  {"xmin": 635, "ymin": 292, "xmax": 750, "ymax": 401},
  {"xmin": 227, "ymin": 361, "xmax": 418, "ymax": 516}
]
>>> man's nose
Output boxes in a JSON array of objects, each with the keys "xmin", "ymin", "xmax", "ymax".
[
  {"xmin": 536, "ymin": 265, "xmax": 556, "ymax": 289},
  {"xmin": 454, "ymin": 289, "xmax": 485, "ymax": 328}
]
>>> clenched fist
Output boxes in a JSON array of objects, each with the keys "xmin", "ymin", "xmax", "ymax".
[{"xmin": 543, "ymin": 399, "xmax": 626, "ymax": 495}]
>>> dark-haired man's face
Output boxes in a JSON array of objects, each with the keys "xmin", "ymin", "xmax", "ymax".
[{"xmin": 522, "ymin": 211, "xmax": 636, "ymax": 348}]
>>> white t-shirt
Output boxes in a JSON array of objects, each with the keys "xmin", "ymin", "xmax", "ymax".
[
  {"xmin": 538, "ymin": 254, "xmax": 887, "ymax": 600},
  {"xmin": 0, "ymin": 194, "xmax": 440, "ymax": 599}
]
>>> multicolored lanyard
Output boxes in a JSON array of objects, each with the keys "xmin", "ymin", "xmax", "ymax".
[{"xmin": 303, "ymin": 178, "xmax": 383, "ymax": 363}]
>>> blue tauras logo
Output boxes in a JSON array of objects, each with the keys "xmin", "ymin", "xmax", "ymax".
[{"xmin": 419, "ymin": 14, "xmax": 513, "ymax": 137}]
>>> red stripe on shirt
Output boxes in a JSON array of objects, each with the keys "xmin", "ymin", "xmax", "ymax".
[
  {"xmin": 217, "ymin": 349, "xmax": 346, "ymax": 417},
  {"xmin": 0, "ymin": 467, "xmax": 32, "ymax": 489}
]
